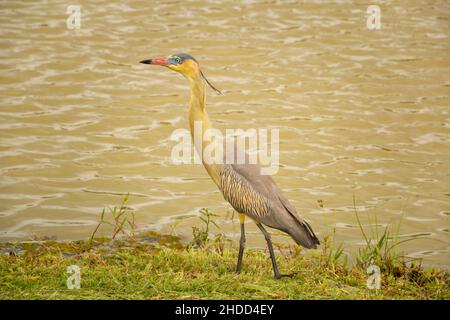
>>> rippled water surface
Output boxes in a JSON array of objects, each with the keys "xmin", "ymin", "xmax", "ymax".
[{"xmin": 0, "ymin": 0, "xmax": 449, "ymax": 268}]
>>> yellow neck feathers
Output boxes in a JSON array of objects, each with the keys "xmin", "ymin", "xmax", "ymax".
[{"xmin": 187, "ymin": 71, "xmax": 221, "ymax": 186}]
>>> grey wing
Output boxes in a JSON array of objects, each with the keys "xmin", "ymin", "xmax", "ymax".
[
  {"xmin": 219, "ymin": 164, "xmax": 271, "ymax": 221},
  {"xmin": 221, "ymin": 163, "xmax": 320, "ymax": 248}
]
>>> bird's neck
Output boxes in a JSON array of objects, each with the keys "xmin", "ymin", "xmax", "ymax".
[{"xmin": 187, "ymin": 73, "xmax": 221, "ymax": 185}]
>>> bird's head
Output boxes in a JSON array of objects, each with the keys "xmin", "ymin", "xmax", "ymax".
[{"xmin": 140, "ymin": 53, "xmax": 221, "ymax": 94}]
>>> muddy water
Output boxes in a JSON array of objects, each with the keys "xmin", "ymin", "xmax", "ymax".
[{"xmin": 0, "ymin": 0, "xmax": 449, "ymax": 268}]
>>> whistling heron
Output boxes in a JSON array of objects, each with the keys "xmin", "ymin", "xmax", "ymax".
[{"xmin": 140, "ymin": 53, "xmax": 320, "ymax": 279}]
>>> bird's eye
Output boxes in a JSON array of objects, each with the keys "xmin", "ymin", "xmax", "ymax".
[{"xmin": 169, "ymin": 57, "xmax": 180, "ymax": 64}]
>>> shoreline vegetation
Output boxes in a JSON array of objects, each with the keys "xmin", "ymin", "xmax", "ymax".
[{"xmin": 1, "ymin": 196, "xmax": 449, "ymax": 300}]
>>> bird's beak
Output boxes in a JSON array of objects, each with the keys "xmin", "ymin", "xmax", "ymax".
[{"xmin": 139, "ymin": 57, "xmax": 169, "ymax": 66}]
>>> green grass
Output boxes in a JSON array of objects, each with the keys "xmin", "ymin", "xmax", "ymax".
[
  {"xmin": 0, "ymin": 231, "xmax": 448, "ymax": 300},
  {"xmin": 0, "ymin": 198, "xmax": 449, "ymax": 300}
]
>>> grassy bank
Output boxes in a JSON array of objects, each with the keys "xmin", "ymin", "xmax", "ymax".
[
  {"xmin": 1, "ymin": 200, "xmax": 449, "ymax": 300},
  {"xmin": 0, "ymin": 230, "xmax": 448, "ymax": 300}
]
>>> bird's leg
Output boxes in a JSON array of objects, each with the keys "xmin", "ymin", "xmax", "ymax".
[
  {"xmin": 236, "ymin": 213, "xmax": 246, "ymax": 274},
  {"xmin": 256, "ymin": 223, "xmax": 294, "ymax": 280}
]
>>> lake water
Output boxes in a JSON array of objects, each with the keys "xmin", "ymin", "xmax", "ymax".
[{"xmin": 0, "ymin": 0, "xmax": 449, "ymax": 269}]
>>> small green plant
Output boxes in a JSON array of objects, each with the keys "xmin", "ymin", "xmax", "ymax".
[
  {"xmin": 352, "ymin": 194, "xmax": 417, "ymax": 277},
  {"xmin": 355, "ymin": 224, "xmax": 401, "ymax": 274},
  {"xmin": 320, "ymin": 227, "xmax": 347, "ymax": 269},
  {"xmin": 189, "ymin": 208, "xmax": 223, "ymax": 249},
  {"xmin": 317, "ymin": 199, "xmax": 347, "ymax": 269},
  {"xmin": 88, "ymin": 193, "xmax": 136, "ymax": 247}
]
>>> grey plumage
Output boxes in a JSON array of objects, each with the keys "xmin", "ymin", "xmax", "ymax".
[{"xmin": 219, "ymin": 163, "xmax": 320, "ymax": 249}]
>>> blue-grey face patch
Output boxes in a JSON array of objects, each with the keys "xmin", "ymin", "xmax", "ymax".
[
  {"xmin": 175, "ymin": 53, "xmax": 197, "ymax": 62},
  {"xmin": 169, "ymin": 53, "xmax": 198, "ymax": 65},
  {"xmin": 168, "ymin": 56, "xmax": 182, "ymax": 65}
]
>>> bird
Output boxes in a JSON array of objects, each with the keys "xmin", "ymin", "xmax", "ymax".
[{"xmin": 140, "ymin": 53, "xmax": 320, "ymax": 279}]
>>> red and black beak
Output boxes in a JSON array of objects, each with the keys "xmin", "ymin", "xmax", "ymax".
[{"xmin": 139, "ymin": 57, "xmax": 169, "ymax": 66}]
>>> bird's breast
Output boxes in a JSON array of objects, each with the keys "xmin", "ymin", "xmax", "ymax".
[{"xmin": 219, "ymin": 165, "xmax": 270, "ymax": 220}]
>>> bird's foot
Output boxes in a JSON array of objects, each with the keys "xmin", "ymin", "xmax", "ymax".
[{"xmin": 274, "ymin": 272, "xmax": 296, "ymax": 280}]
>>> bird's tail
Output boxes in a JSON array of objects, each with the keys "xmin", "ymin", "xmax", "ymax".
[{"xmin": 287, "ymin": 218, "xmax": 320, "ymax": 249}]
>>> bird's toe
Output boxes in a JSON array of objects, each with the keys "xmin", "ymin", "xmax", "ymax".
[{"xmin": 274, "ymin": 272, "xmax": 296, "ymax": 280}]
